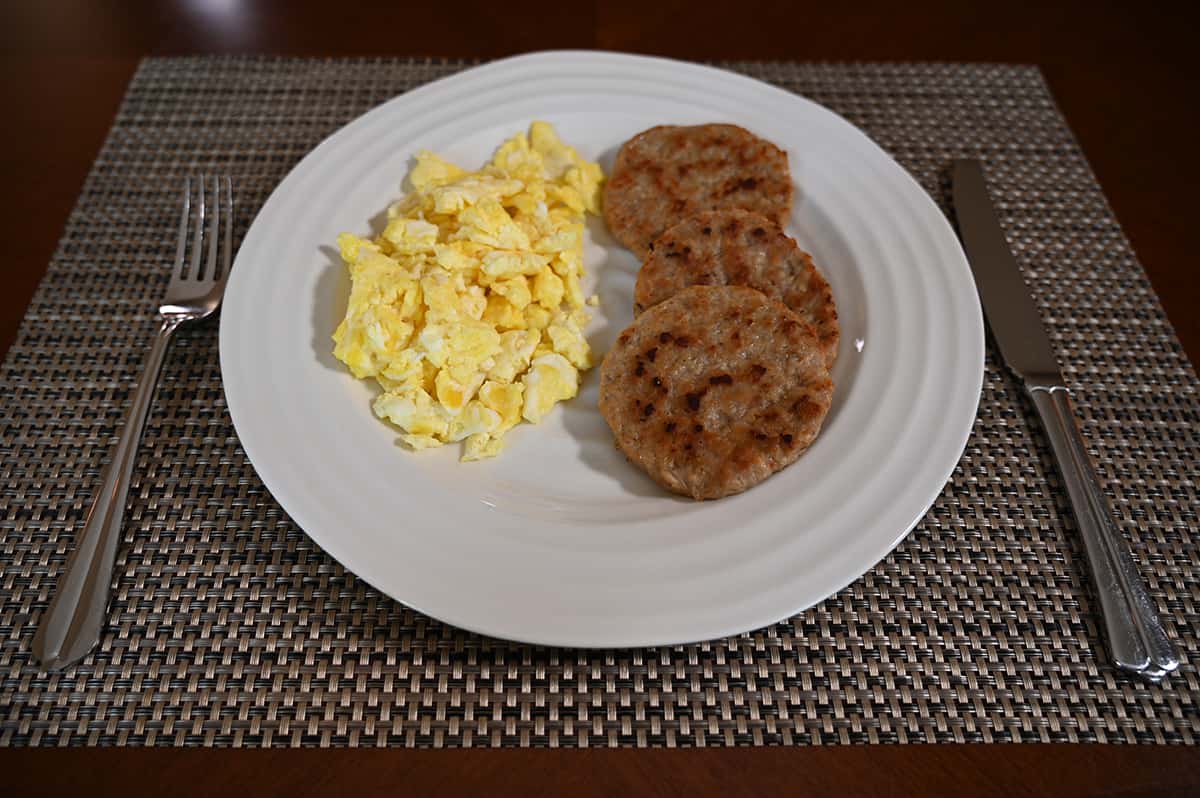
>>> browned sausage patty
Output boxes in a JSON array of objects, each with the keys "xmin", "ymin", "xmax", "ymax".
[
  {"xmin": 634, "ymin": 209, "xmax": 839, "ymax": 368},
  {"xmin": 599, "ymin": 285, "xmax": 833, "ymax": 500},
  {"xmin": 603, "ymin": 124, "xmax": 793, "ymax": 259}
]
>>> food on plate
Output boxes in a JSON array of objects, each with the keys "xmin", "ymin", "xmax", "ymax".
[
  {"xmin": 633, "ymin": 209, "xmax": 839, "ymax": 368},
  {"xmin": 603, "ymin": 124, "xmax": 793, "ymax": 259},
  {"xmin": 332, "ymin": 121, "xmax": 605, "ymax": 461},
  {"xmin": 598, "ymin": 285, "xmax": 833, "ymax": 500},
  {"xmin": 601, "ymin": 125, "xmax": 837, "ymax": 499}
]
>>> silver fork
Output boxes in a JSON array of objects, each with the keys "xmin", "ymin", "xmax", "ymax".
[{"xmin": 33, "ymin": 176, "xmax": 234, "ymax": 671}]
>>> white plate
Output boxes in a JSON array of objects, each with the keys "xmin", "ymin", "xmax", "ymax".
[{"xmin": 220, "ymin": 51, "xmax": 983, "ymax": 647}]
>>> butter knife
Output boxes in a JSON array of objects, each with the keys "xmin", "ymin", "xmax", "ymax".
[{"xmin": 951, "ymin": 159, "xmax": 1178, "ymax": 681}]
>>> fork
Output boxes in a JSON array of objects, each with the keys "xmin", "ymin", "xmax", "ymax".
[{"xmin": 33, "ymin": 176, "xmax": 234, "ymax": 671}]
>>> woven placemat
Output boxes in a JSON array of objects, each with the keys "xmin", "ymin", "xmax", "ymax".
[{"xmin": 1, "ymin": 57, "xmax": 1197, "ymax": 747}]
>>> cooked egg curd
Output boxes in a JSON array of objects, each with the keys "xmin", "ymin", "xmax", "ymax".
[{"xmin": 332, "ymin": 122, "xmax": 604, "ymax": 460}]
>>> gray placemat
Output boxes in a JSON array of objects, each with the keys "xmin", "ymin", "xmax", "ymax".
[{"xmin": 1, "ymin": 57, "xmax": 1197, "ymax": 747}]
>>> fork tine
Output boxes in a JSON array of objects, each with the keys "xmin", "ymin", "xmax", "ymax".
[
  {"xmin": 174, "ymin": 177, "xmax": 191, "ymax": 277},
  {"xmin": 205, "ymin": 176, "xmax": 220, "ymax": 282},
  {"xmin": 220, "ymin": 176, "xmax": 233, "ymax": 281},
  {"xmin": 190, "ymin": 177, "xmax": 206, "ymax": 279}
]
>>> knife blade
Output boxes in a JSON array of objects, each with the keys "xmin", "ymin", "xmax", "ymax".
[
  {"xmin": 951, "ymin": 159, "xmax": 1179, "ymax": 682},
  {"xmin": 951, "ymin": 160, "xmax": 1062, "ymax": 389}
]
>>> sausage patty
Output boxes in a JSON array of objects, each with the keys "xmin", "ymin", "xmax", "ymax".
[
  {"xmin": 603, "ymin": 124, "xmax": 793, "ymax": 260},
  {"xmin": 634, "ymin": 209, "xmax": 839, "ymax": 367},
  {"xmin": 598, "ymin": 285, "xmax": 833, "ymax": 500}
]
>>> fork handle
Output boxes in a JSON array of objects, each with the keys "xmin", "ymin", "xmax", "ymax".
[
  {"xmin": 33, "ymin": 317, "xmax": 183, "ymax": 671},
  {"xmin": 1028, "ymin": 386, "xmax": 1179, "ymax": 681}
]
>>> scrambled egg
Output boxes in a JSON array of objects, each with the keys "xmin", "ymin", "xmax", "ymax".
[{"xmin": 333, "ymin": 122, "xmax": 604, "ymax": 461}]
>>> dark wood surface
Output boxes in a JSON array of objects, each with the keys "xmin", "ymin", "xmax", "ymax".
[
  {"xmin": 6, "ymin": 746, "xmax": 1200, "ymax": 797},
  {"xmin": 3, "ymin": 0, "xmax": 1198, "ymax": 792}
]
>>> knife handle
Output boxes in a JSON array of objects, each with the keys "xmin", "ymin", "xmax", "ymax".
[{"xmin": 1028, "ymin": 386, "xmax": 1179, "ymax": 680}]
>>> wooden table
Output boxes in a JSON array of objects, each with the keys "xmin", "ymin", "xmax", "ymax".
[{"xmin": 3, "ymin": 1, "xmax": 1198, "ymax": 794}]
